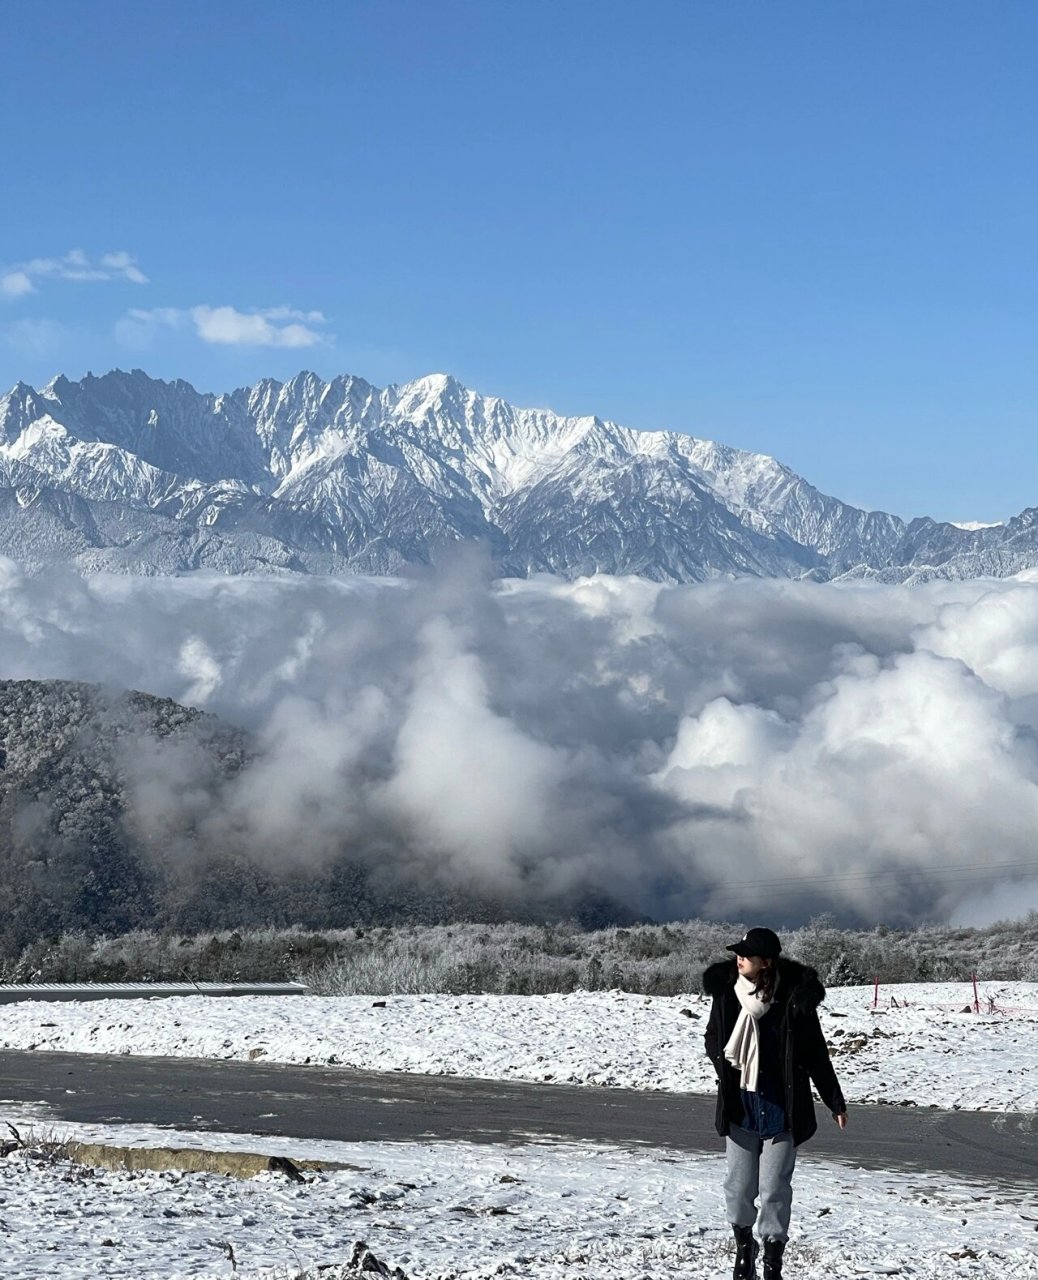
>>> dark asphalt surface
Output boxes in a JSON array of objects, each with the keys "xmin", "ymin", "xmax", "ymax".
[{"xmin": 1, "ymin": 1050, "xmax": 1035, "ymax": 1184}]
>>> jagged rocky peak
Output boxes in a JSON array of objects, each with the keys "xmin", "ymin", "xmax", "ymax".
[
  {"xmin": 392, "ymin": 371, "xmax": 463, "ymax": 408},
  {"xmin": 243, "ymin": 372, "xmax": 386, "ymax": 478},
  {"xmin": 1, "ymin": 381, "xmax": 54, "ymax": 442},
  {"xmin": 41, "ymin": 372, "xmax": 74, "ymax": 398},
  {"xmin": 384, "ymin": 373, "xmax": 478, "ymax": 446}
]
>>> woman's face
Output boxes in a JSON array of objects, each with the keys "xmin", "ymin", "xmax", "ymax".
[{"xmin": 737, "ymin": 954, "xmax": 767, "ymax": 980}]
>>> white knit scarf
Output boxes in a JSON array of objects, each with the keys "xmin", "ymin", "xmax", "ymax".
[{"xmin": 723, "ymin": 972, "xmax": 778, "ymax": 1093}]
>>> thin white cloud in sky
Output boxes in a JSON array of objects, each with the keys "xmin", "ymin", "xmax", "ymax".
[
  {"xmin": 118, "ymin": 304, "xmax": 331, "ymax": 349},
  {"xmin": 192, "ymin": 304, "xmax": 328, "ymax": 348},
  {"xmin": 97, "ymin": 251, "xmax": 149, "ymax": 284},
  {"xmin": 0, "ymin": 249, "xmax": 148, "ymax": 298},
  {"xmin": 0, "ymin": 272, "xmax": 34, "ymax": 299},
  {"xmin": 3, "ymin": 317, "xmax": 64, "ymax": 356}
]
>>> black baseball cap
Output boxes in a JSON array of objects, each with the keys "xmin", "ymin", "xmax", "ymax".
[{"xmin": 726, "ymin": 927, "xmax": 782, "ymax": 960}]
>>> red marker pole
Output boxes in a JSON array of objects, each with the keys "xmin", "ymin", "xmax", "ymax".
[
  {"xmin": 972, "ymin": 973, "xmax": 980, "ymax": 1014},
  {"xmin": 873, "ymin": 977, "xmax": 879, "ymax": 1009}
]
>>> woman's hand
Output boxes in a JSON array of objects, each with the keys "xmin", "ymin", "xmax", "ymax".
[{"xmin": 833, "ymin": 1111, "xmax": 849, "ymax": 1130}]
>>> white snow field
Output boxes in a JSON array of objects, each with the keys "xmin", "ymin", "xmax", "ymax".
[
  {"xmin": 1, "ymin": 982, "xmax": 1036, "ymax": 1110},
  {"xmin": 0, "ymin": 1119, "xmax": 1036, "ymax": 1279},
  {"xmin": 1, "ymin": 982, "xmax": 1037, "ymax": 1276}
]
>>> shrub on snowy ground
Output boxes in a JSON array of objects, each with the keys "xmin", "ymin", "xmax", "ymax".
[
  {"xmin": 4, "ymin": 912, "xmax": 1038, "ymax": 990},
  {"xmin": 259, "ymin": 1241, "xmax": 409, "ymax": 1279},
  {"xmin": 300, "ymin": 915, "xmax": 1033, "ymax": 995},
  {"xmin": 0, "ymin": 925, "xmax": 350, "ymax": 985},
  {"xmin": 0, "ymin": 1123, "xmax": 76, "ymax": 1165},
  {"xmin": 304, "ymin": 927, "xmax": 587, "ymax": 996},
  {"xmin": 308, "ymin": 947, "xmax": 453, "ymax": 996}
]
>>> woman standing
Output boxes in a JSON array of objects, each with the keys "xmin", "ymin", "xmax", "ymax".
[{"xmin": 703, "ymin": 927, "xmax": 848, "ymax": 1280}]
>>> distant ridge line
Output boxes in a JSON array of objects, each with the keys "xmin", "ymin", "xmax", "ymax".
[{"xmin": 0, "ymin": 367, "xmax": 1033, "ymax": 584}]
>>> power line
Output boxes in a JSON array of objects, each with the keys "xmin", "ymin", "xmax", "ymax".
[
  {"xmin": 697, "ymin": 858, "xmax": 1038, "ymax": 892},
  {"xmin": 696, "ymin": 858, "xmax": 1038, "ymax": 908}
]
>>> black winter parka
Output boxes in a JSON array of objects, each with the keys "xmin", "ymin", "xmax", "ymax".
[{"xmin": 703, "ymin": 956, "xmax": 846, "ymax": 1147}]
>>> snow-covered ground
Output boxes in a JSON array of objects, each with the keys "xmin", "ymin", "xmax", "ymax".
[
  {"xmin": 0, "ymin": 1116, "xmax": 1036, "ymax": 1279},
  {"xmin": 1, "ymin": 982, "xmax": 1036, "ymax": 1111},
  {"xmin": 1, "ymin": 982, "xmax": 1037, "ymax": 1276}
]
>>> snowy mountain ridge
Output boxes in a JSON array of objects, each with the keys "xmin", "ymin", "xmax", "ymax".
[{"xmin": 0, "ymin": 368, "xmax": 1028, "ymax": 582}]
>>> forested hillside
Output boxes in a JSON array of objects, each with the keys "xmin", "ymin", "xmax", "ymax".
[{"xmin": 0, "ymin": 679, "xmax": 621, "ymax": 954}]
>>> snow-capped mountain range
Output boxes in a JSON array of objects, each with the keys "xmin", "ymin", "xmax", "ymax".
[{"xmin": 0, "ymin": 368, "xmax": 1028, "ymax": 582}]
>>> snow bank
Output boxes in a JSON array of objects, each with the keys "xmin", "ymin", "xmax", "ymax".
[{"xmin": 2, "ymin": 982, "xmax": 1036, "ymax": 1111}]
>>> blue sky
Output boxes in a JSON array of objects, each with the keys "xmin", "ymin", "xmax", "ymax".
[{"xmin": 2, "ymin": 1, "xmax": 1036, "ymax": 522}]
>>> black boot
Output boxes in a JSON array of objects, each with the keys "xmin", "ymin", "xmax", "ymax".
[
  {"xmin": 762, "ymin": 1237, "xmax": 785, "ymax": 1280},
  {"xmin": 732, "ymin": 1224, "xmax": 758, "ymax": 1280}
]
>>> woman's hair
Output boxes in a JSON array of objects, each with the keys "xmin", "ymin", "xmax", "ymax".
[{"xmin": 753, "ymin": 958, "xmax": 777, "ymax": 1003}]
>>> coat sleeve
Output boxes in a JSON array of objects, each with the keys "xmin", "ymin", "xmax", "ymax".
[
  {"xmin": 704, "ymin": 997, "xmax": 724, "ymax": 1078},
  {"xmin": 799, "ymin": 1007, "xmax": 846, "ymax": 1114}
]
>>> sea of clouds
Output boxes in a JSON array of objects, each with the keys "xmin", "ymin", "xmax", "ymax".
[{"xmin": 2, "ymin": 550, "xmax": 1037, "ymax": 926}]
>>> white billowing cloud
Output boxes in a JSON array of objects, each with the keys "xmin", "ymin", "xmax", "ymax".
[
  {"xmin": 915, "ymin": 587, "xmax": 1038, "ymax": 702},
  {"xmin": 1, "ymin": 249, "xmax": 149, "ymax": 298},
  {"xmin": 656, "ymin": 646, "xmax": 1038, "ymax": 921},
  {"xmin": 177, "ymin": 636, "xmax": 223, "ymax": 705},
  {"xmin": 2, "ymin": 558, "xmax": 1038, "ymax": 924},
  {"xmin": 228, "ymin": 687, "xmax": 387, "ymax": 854},
  {"xmin": 118, "ymin": 304, "xmax": 330, "ymax": 349},
  {"xmin": 378, "ymin": 614, "xmax": 563, "ymax": 892}
]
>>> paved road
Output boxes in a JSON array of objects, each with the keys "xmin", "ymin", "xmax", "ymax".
[{"xmin": 1, "ymin": 1050, "xmax": 1034, "ymax": 1184}]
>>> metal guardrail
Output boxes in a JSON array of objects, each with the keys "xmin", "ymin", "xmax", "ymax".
[{"xmin": 0, "ymin": 982, "xmax": 308, "ymax": 1004}]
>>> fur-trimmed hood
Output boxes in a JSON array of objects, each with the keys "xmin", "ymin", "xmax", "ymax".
[{"xmin": 702, "ymin": 955, "xmax": 826, "ymax": 1014}]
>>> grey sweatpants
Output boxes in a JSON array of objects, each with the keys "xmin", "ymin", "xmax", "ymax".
[{"xmin": 724, "ymin": 1126, "xmax": 797, "ymax": 1242}]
